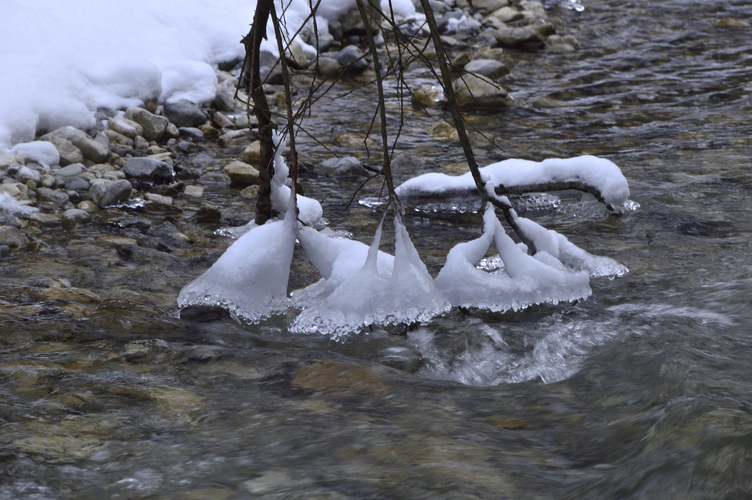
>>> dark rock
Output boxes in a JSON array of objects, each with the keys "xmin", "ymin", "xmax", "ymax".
[
  {"xmin": 89, "ymin": 179, "xmax": 133, "ymax": 207},
  {"xmin": 123, "ymin": 157, "xmax": 174, "ymax": 184},
  {"xmin": 0, "ymin": 226, "xmax": 27, "ymax": 248},
  {"xmin": 37, "ymin": 187, "xmax": 70, "ymax": 205},
  {"xmin": 335, "ymin": 45, "xmax": 368, "ymax": 75},
  {"xmin": 124, "ymin": 107, "xmax": 170, "ymax": 141},
  {"xmin": 464, "ymin": 59, "xmax": 510, "ymax": 80},
  {"xmin": 64, "ymin": 176, "xmax": 90, "ymax": 191},
  {"xmin": 0, "ymin": 245, "xmax": 11, "ymax": 259},
  {"xmin": 164, "ymin": 100, "xmax": 207, "ymax": 128},
  {"xmin": 316, "ymin": 156, "xmax": 369, "ymax": 176},
  {"xmin": 194, "ymin": 203, "xmax": 222, "ymax": 223},
  {"xmin": 178, "ymin": 127, "xmax": 204, "ymax": 141}
]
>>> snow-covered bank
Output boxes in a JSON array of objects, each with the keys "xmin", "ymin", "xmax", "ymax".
[{"xmin": 0, "ymin": 0, "xmax": 420, "ymax": 149}]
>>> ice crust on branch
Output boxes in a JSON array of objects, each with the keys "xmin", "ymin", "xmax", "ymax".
[
  {"xmin": 291, "ymin": 216, "xmax": 450, "ymax": 340},
  {"xmin": 270, "ymin": 132, "xmax": 323, "ymax": 226},
  {"xmin": 434, "ymin": 208, "xmax": 592, "ymax": 312},
  {"xmin": 177, "ymin": 193, "xmax": 298, "ymax": 323},
  {"xmin": 395, "ymin": 156, "xmax": 632, "ymax": 212}
]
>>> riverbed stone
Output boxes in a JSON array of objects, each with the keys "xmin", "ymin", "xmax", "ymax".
[
  {"xmin": 123, "ymin": 158, "xmax": 174, "ymax": 184},
  {"xmin": 0, "ymin": 226, "xmax": 27, "ymax": 248},
  {"xmin": 56, "ymin": 163, "xmax": 86, "ymax": 178},
  {"xmin": 184, "ymin": 185, "xmax": 204, "ymax": 198},
  {"xmin": 464, "ymin": 59, "xmax": 509, "ymax": 80},
  {"xmin": 224, "ymin": 161, "xmax": 259, "ymax": 186},
  {"xmin": 335, "ymin": 45, "xmax": 368, "ymax": 75},
  {"xmin": 316, "ymin": 57, "xmax": 342, "ymax": 77},
  {"xmin": 316, "ymin": 157, "xmax": 368, "ymax": 176},
  {"xmin": 64, "ymin": 176, "xmax": 90, "ymax": 191},
  {"xmin": 62, "ymin": 208, "xmax": 91, "ymax": 229},
  {"xmin": 16, "ymin": 166, "xmax": 41, "ymax": 184},
  {"xmin": 89, "ymin": 179, "xmax": 133, "ymax": 207},
  {"xmin": 41, "ymin": 126, "xmax": 110, "ymax": 163},
  {"xmin": 453, "ymin": 74, "xmax": 509, "ymax": 110},
  {"xmin": 212, "ymin": 111, "xmax": 235, "ymax": 129},
  {"xmin": 240, "ymin": 141, "xmax": 261, "ymax": 164},
  {"xmin": 493, "ymin": 22, "xmax": 555, "ymax": 49},
  {"xmin": 76, "ymin": 200, "xmax": 99, "ymax": 213},
  {"xmin": 194, "ymin": 203, "xmax": 222, "ymax": 223},
  {"xmin": 214, "ymin": 79, "xmax": 238, "ymax": 112},
  {"xmin": 37, "ymin": 187, "xmax": 70, "ymax": 205},
  {"xmin": 219, "ymin": 129, "xmax": 249, "ymax": 147},
  {"xmin": 104, "ymin": 129, "xmax": 134, "ymax": 147},
  {"xmin": 473, "ymin": 0, "xmax": 509, "ymax": 13},
  {"xmin": 45, "ymin": 137, "xmax": 84, "ymax": 166},
  {"xmin": 108, "ymin": 116, "xmax": 144, "ymax": 139},
  {"xmin": 412, "ymin": 84, "xmax": 443, "ymax": 107},
  {"xmin": 546, "ymin": 34, "xmax": 580, "ymax": 52},
  {"xmin": 164, "ymin": 100, "xmax": 207, "ymax": 128},
  {"xmin": 124, "ymin": 107, "xmax": 169, "ymax": 141},
  {"xmin": 286, "ymin": 40, "xmax": 311, "ymax": 70}
]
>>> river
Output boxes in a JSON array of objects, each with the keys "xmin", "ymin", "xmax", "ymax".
[{"xmin": 1, "ymin": 0, "xmax": 751, "ymax": 498}]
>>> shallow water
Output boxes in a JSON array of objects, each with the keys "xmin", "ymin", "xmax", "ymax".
[{"xmin": 2, "ymin": 1, "xmax": 752, "ymax": 498}]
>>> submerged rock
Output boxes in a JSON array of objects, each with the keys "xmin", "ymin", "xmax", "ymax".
[
  {"xmin": 123, "ymin": 157, "xmax": 174, "ymax": 184},
  {"xmin": 164, "ymin": 100, "xmax": 207, "ymax": 128},
  {"xmin": 224, "ymin": 161, "xmax": 259, "ymax": 186}
]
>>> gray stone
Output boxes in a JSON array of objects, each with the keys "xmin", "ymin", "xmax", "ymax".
[
  {"xmin": 89, "ymin": 179, "xmax": 133, "ymax": 207},
  {"xmin": 0, "ymin": 245, "xmax": 10, "ymax": 259},
  {"xmin": 40, "ymin": 126, "xmax": 109, "ymax": 163},
  {"xmin": 64, "ymin": 176, "xmax": 90, "ymax": 191},
  {"xmin": 104, "ymin": 129, "xmax": 134, "ymax": 147},
  {"xmin": 488, "ymin": 6, "xmax": 524, "ymax": 23},
  {"xmin": 464, "ymin": 59, "xmax": 510, "ymax": 79},
  {"xmin": 212, "ymin": 111, "xmax": 235, "ymax": 129},
  {"xmin": 316, "ymin": 157, "xmax": 368, "ymax": 176},
  {"xmin": 472, "ymin": 0, "xmax": 508, "ymax": 13},
  {"xmin": 453, "ymin": 74, "xmax": 509, "ymax": 110},
  {"xmin": 286, "ymin": 40, "xmax": 311, "ymax": 70},
  {"xmin": 0, "ymin": 154, "xmax": 27, "ymax": 171},
  {"xmin": 179, "ymin": 127, "xmax": 205, "ymax": 141},
  {"xmin": 316, "ymin": 57, "xmax": 342, "ymax": 77},
  {"xmin": 134, "ymin": 136, "xmax": 150, "ymax": 150},
  {"xmin": 108, "ymin": 116, "xmax": 144, "ymax": 139},
  {"xmin": 0, "ymin": 226, "xmax": 27, "ymax": 248},
  {"xmin": 37, "ymin": 187, "xmax": 70, "ymax": 205},
  {"xmin": 546, "ymin": 34, "xmax": 580, "ymax": 52},
  {"xmin": 335, "ymin": 45, "xmax": 368, "ymax": 75},
  {"xmin": 165, "ymin": 123, "xmax": 180, "ymax": 139},
  {"xmin": 224, "ymin": 161, "xmax": 259, "ymax": 186},
  {"xmin": 240, "ymin": 141, "xmax": 261, "ymax": 164},
  {"xmin": 0, "ymin": 211, "xmax": 21, "ymax": 228},
  {"xmin": 391, "ymin": 153, "xmax": 427, "ymax": 172},
  {"xmin": 412, "ymin": 84, "xmax": 443, "ymax": 107},
  {"xmin": 45, "ymin": 137, "xmax": 84, "ymax": 166},
  {"xmin": 16, "ymin": 166, "xmax": 41, "ymax": 184},
  {"xmin": 124, "ymin": 107, "xmax": 170, "ymax": 141},
  {"xmin": 123, "ymin": 158, "xmax": 174, "ymax": 184},
  {"xmin": 164, "ymin": 100, "xmax": 207, "ymax": 128},
  {"xmin": 194, "ymin": 203, "xmax": 222, "ymax": 223},
  {"xmin": 493, "ymin": 23, "xmax": 554, "ymax": 49},
  {"xmin": 56, "ymin": 163, "xmax": 86, "ymax": 178},
  {"xmin": 214, "ymin": 79, "xmax": 239, "ymax": 112},
  {"xmin": 62, "ymin": 208, "xmax": 91, "ymax": 229}
]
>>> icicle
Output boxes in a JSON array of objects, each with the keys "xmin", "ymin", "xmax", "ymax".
[
  {"xmin": 269, "ymin": 131, "xmax": 323, "ymax": 226},
  {"xmin": 291, "ymin": 215, "xmax": 450, "ymax": 340},
  {"xmin": 434, "ymin": 207, "xmax": 591, "ymax": 312},
  {"xmin": 177, "ymin": 190, "xmax": 298, "ymax": 323}
]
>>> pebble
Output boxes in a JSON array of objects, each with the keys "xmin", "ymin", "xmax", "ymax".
[
  {"xmin": 184, "ymin": 185, "xmax": 204, "ymax": 198},
  {"xmin": 453, "ymin": 74, "xmax": 509, "ymax": 110},
  {"xmin": 123, "ymin": 158, "xmax": 174, "ymax": 184},
  {"xmin": 0, "ymin": 226, "xmax": 27, "ymax": 248},
  {"xmin": 0, "ymin": 245, "xmax": 10, "ymax": 259},
  {"xmin": 218, "ymin": 129, "xmax": 248, "ymax": 147},
  {"xmin": 62, "ymin": 208, "xmax": 92, "ymax": 229},
  {"xmin": 464, "ymin": 59, "xmax": 509, "ymax": 79},
  {"xmin": 108, "ymin": 116, "xmax": 144, "ymax": 139},
  {"xmin": 335, "ymin": 45, "xmax": 368, "ymax": 75},
  {"xmin": 240, "ymin": 141, "xmax": 261, "ymax": 164},
  {"xmin": 45, "ymin": 137, "xmax": 84, "ymax": 166},
  {"xmin": 224, "ymin": 161, "xmax": 260, "ymax": 186},
  {"xmin": 89, "ymin": 179, "xmax": 133, "ymax": 208},
  {"xmin": 37, "ymin": 187, "xmax": 70, "ymax": 205},
  {"xmin": 56, "ymin": 163, "xmax": 86, "ymax": 178},
  {"xmin": 194, "ymin": 203, "xmax": 222, "ymax": 223},
  {"xmin": 316, "ymin": 157, "xmax": 369, "ymax": 176},
  {"xmin": 124, "ymin": 107, "xmax": 169, "ymax": 141},
  {"xmin": 164, "ymin": 100, "xmax": 207, "ymax": 128}
]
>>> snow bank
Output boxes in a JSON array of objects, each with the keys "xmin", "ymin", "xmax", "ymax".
[
  {"xmin": 396, "ymin": 156, "xmax": 632, "ymax": 212},
  {"xmin": 8, "ymin": 141, "xmax": 60, "ymax": 168},
  {"xmin": 0, "ymin": 0, "xmax": 421, "ymax": 148}
]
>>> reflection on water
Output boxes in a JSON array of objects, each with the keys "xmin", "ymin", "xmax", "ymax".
[{"xmin": 1, "ymin": 0, "xmax": 752, "ymax": 498}]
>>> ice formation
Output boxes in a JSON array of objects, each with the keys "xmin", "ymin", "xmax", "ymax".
[
  {"xmin": 434, "ymin": 207, "xmax": 592, "ymax": 312},
  {"xmin": 270, "ymin": 133, "xmax": 323, "ymax": 226},
  {"xmin": 395, "ymin": 156, "xmax": 632, "ymax": 212},
  {"xmin": 177, "ymin": 192, "xmax": 298, "ymax": 323},
  {"xmin": 291, "ymin": 215, "xmax": 450, "ymax": 340}
]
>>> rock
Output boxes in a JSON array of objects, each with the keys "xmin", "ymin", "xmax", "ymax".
[
  {"xmin": 134, "ymin": 136, "xmax": 150, "ymax": 150},
  {"xmin": 224, "ymin": 161, "xmax": 259, "ymax": 186},
  {"xmin": 124, "ymin": 107, "xmax": 169, "ymax": 141},
  {"xmin": 218, "ymin": 129, "xmax": 248, "ymax": 147},
  {"xmin": 165, "ymin": 123, "xmax": 180, "ymax": 139},
  {"xmin": 184, "ymin": 185, "xmax": 203, "ymax": 198},
  {"xmin": 286, "ymin": 40, "xmax": 311, "ymax": 70},
  {"xmin": 39, "ymin": 126, "xmax": 109, "ymax": 163},
  {"xmin": 392, "ymin": 153, "xmax": 426, "ymax": 172},
  {"xmin": 546, "ymin": 34, "xmax": 580, "ymax": 52},
  {"xmin": 108, "ymin": 116, "xmax": 144, "ymax": 139},
  {"xmin": 0, "ymin": 245, "xmax": 10, "ymax": 259},
  {"xmin": 493, "ymin": 23, "xmax": 554, "ymax": 50},
  {"xmin": 430, "ymin": 121, "xmax": 459, "ymax": 140},
  {"xmin": 144, "ymin": 193, "xmax": 173, "ymax": 205},
  {"xmin": 123, "ymin": 158, "xmax": 174, "ymax": 184},
  {"xmin": 0, "ymin": 211, "xmax": 22, "ymax": 228},
  {"xmin": 198, "ymin": 123, "xmax": 219, "ymax": 137},
  {"xmin": 316, "ymin": 57, "xmax": 342, "ymax": 77},
  {"xmin": 214, "ymin": 79, "xmax": 238, "ymax": 112},
  {"xmin": 333, "ymin": 133, "xmax": 375, "ymax": 147},
  {"xmin": 16, "ymin": 166, "xmax": 41, "ymax": 184},
  {"xmin": 0, "ymin": 154, "xmax": 27, "ymax": 171},
  {"xmin": 76, "ymin": 200, "xmax": 99, "ymax": 213},
  {"xmin": 64, "ymin": 176, "xmax": 90, "ymax": 191},
  {"xmin": 212, "ymin": 111, "xmax": 234, "ymax": 129},
  {"xmin": 473, "ymin": 0, "xmax": 509, "ymax": 13},
  {"xmin": 316, "ymin": 157, "xmax": 368, "ymax": 176},
  {"xmin": 450, "ymin": 52, "xmax": 472, "ymax": 69},
  {"xmin": 240, "ymin": 141, "xmax": 261, "ymax": 164},
  {"xmin": 412, "ymin": 84, "xmax": 443, "ymax": 107},
  {"xmin": 335, "ymin": 45, "xmax": 368, "ymax": 75},
  {"xmin": 164, "ymin": 100, "xmax": 207, "ymax": 128},
  {"xmin": 89, "ymin": 179, "xmax": 133, "ymax": 207},
  {"xmin": 179, "ymin": 127, "xmax": 205, "ymax": 142},
  {"xmin": 56, "ymin": 163, "xmax": 85, "ymax": 178},
  {"xmin": 194, "ymin": 203, "xmax": 222, "ymax": 223},
  {"xmin": 62, "ymin": 208, "xmax": 91, "ymax": 229},
  {"xmin": 240, "ymin": 185, "xmax": 258, "ymax": 200},
  {"xmin": 453, "ymin": 74, "xmax": 509, "ymax": 110},
  {"xmin": 37, "ymin": 187, "xmax": 70, "ymax": 205},
  {"xmin": 104, "ymin": 129, "xmax": 134, "ymax": 147},
  {"xmin": 489, "ymin": 6, "xmax": 523, "ymax": 23},
  {"xmin": 464, "ymin": 59, "xmax": 510, "ymax": 80},
  {"xmin": 0, "ymin": 226, "xmax": 27, "ymax": 248},
  {"xmin": 198, "ymin": 173, "xmax": 230, "ymax": 187},
  {"xmin": 45, "ymin": 137, "xmax": 84, "ymax": 166}
]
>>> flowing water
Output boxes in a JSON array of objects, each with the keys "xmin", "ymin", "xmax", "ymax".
[{"xmin": 2, "ymin": 1, "xmax": 752, "ymax": 498}]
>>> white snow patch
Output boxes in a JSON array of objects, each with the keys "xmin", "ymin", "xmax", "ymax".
[{"xmin": 8, "ymin": 141, "xmax": 60, "ymax": 168}]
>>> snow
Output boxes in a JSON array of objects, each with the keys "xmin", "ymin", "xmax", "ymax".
[
  {"xmin": 0, "ymin": 193, "xmax": 38, "ymax": 215},
  {"xmin": 270, "ymin": 132, "xmax": 323, "ymax": 225},
  {"xmin": 0, "ymin": 0, "xmax": 421, "ymax": 149},
  {"xmin": 177, "ymin": 191, "xmax": 298, "ymax": 323},
  {"xmin": 8, "ymin": 141, "xmax": 60, "ymax": 168},
  {"xmin": 396, "ymin": 156, "xmax": 633, "ymax": 212},
  {"xmin": 434, "ymin": 207, "xmax": 592, "ymax": 312},
  {"xmin": 291, "ymin": 215, "xmax": 450, "ymax": 340}
]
